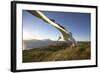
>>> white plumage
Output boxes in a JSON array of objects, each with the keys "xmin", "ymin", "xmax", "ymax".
[{"xmin": 27, "ymin": 10, "xmax": 77, "ymax": 46}]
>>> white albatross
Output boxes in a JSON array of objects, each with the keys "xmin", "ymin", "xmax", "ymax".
[{"xmin": 27, "ymin": 10, "xmax": 77, "ymax": 47}]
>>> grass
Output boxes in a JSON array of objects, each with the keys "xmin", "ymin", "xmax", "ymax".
[{"xmin": 22, "ymin": 41, "xmax": 91, "ymax": 63}]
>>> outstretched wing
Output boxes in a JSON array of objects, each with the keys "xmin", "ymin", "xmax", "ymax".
[{"xmin": 27, "ymin": 10, "xmax": 71, "ymax": 41}]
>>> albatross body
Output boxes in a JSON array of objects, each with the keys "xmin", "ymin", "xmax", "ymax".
[{"xmin": 27, "ymin": 10, "xmax": 77, "ymax": 47}]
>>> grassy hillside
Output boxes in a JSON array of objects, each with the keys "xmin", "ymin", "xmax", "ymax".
[{"xmin": 23, "ymin": 42, "xmax": 91, "ymax": 63}]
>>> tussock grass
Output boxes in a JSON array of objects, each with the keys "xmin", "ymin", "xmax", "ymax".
[{"xmin": 23, "ymin": 42, "xmax": 91, "ymax": 63}]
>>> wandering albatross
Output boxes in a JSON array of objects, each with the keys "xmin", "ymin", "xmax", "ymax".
[{"xmin": 27, "ymin": 10, "xmax": 77, "ymax": 47}]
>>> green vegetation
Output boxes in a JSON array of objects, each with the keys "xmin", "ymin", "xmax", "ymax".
[{"xmin": 23, "ymin": 42, "xmax": 91, "ymax": 63}]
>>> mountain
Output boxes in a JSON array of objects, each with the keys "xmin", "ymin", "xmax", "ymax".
[{"xmin": 23, "ymin": 39, "xmax": 56, "ymax": 50}]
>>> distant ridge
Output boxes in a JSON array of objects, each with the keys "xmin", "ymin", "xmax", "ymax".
[
  {"xmin": 23, "ymin": 39, "xmax": 70, "ymax": 50},
  {"xmin": 23, "ymin": 39, "xmax": 55, "ymax": 50}
]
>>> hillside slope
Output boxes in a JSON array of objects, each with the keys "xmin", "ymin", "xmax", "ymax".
[{"xmin": 23, "ymin": 42, "xmax": 91, "ymax": 63}]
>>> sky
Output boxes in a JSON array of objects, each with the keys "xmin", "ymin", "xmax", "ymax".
[{"xmin": 22, "ymin": 10, "xmax": 91, "ymax": 41}]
